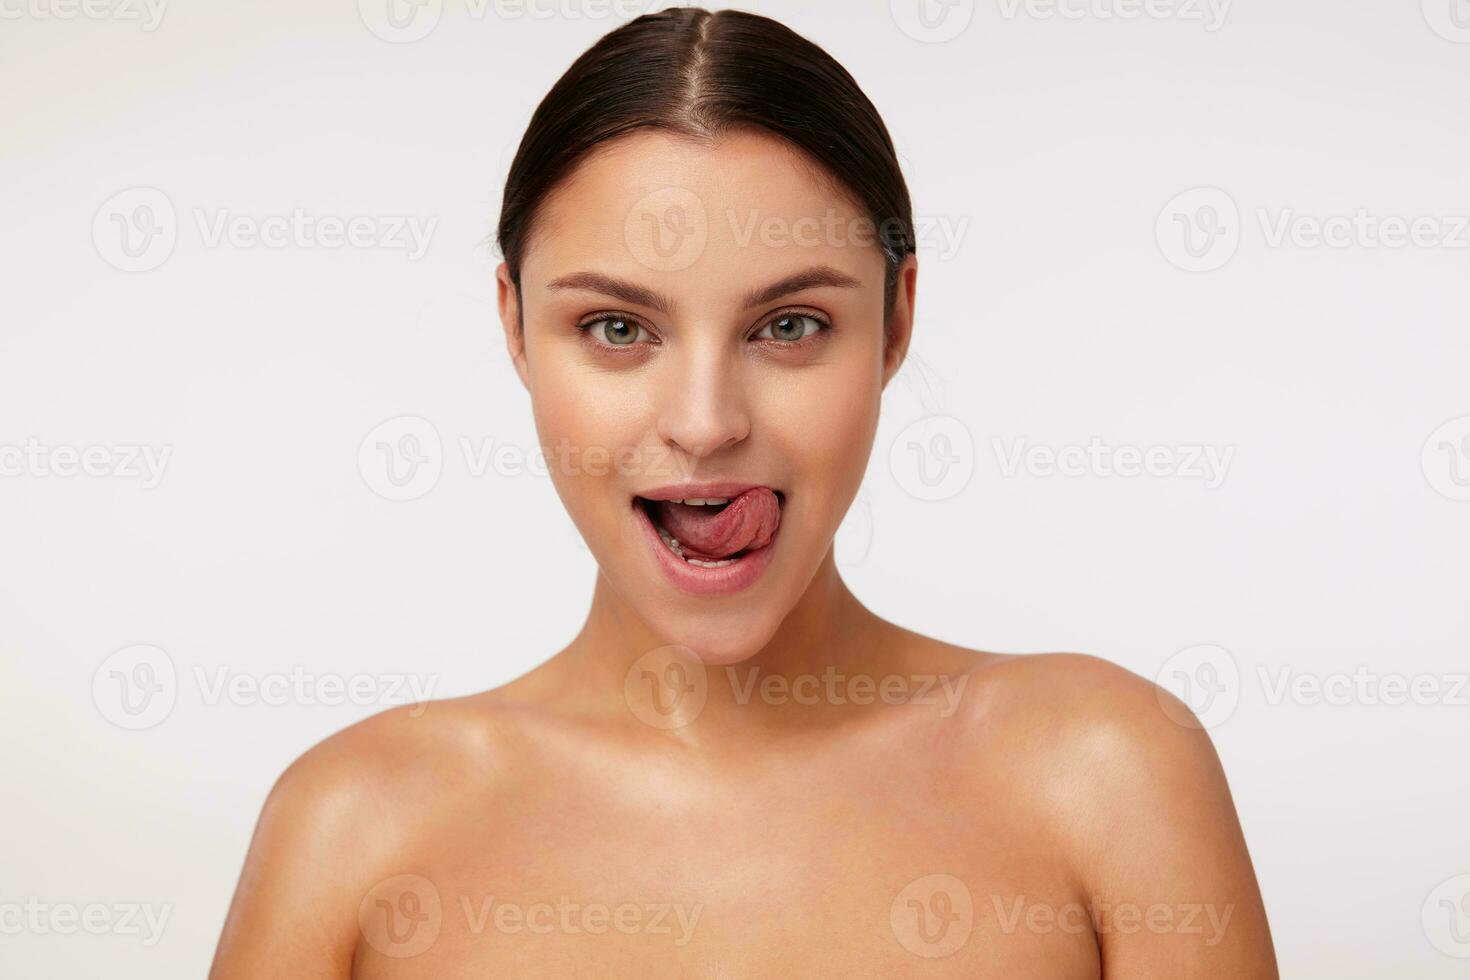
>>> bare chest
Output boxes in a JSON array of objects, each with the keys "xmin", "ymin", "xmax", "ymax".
[{"xmin": 351, "ymin": 770, "xmax": 1100, "ymax": 978}]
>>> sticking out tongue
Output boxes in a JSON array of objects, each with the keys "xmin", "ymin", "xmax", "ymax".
[{"xmin": 648, "ymin": 487, "xmax": 781, "ymax": 561}]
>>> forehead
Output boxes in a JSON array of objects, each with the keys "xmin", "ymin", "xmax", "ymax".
[{"xmin": 521, "ymin": 128, "xmax": 884, "ymax": 302}]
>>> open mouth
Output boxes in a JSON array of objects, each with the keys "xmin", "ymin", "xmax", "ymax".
[
  {"xmin": 631, "ymin": 484, "xmax": 785, "ymax": 594},
  {"xmin": 636, "ymin": 488, "xmax": 784, "ymax": 565}
]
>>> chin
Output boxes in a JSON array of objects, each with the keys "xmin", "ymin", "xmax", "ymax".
[{"xmin": 642, "ymin": 603, "xmax": 788, "ymax": 667}]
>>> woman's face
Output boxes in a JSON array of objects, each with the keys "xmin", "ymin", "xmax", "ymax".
[{"xmin": 499, "ymin": 128, "xmax": 913, "ymax": 665}]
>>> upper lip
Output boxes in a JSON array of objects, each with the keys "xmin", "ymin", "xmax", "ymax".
[{"xmin": 635, "ymin": 481, "xmax": 783, "ymax": 502}]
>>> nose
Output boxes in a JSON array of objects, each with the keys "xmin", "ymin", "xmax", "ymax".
[{"xmin": 654, "ymin": 341, "xmax": 752, "ymax": 460}]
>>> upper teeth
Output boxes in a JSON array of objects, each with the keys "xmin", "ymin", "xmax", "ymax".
[{"xmin": 674, "ymin": 497, "xmax": 728, "ymax": 506}]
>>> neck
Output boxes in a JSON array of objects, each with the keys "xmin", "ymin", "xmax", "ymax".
[{"xmin": 538, "ymin": 548, "xmax": 901, "ymax": 734}]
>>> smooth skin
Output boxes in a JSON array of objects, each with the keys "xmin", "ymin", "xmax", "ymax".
[{"xmin": 210, "ymin": 128, "xmax": 1278, "ymax": 978}]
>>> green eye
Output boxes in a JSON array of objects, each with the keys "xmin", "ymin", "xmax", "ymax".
[
  {"xmin": 585, "ymin": 316, "xmax": 649, "ymax": 346},
  {"xmin": 756, "ymin": 313, "xmax": 825, "ymax": 343}
]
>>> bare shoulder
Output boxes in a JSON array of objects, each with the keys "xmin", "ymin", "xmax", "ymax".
[
  {"xmin": 938, "ymin": 650, "xmax": 1278, "ymax": 977},
  {"xmin": 209, "ymin": 696, "xmax": 512, "ymax": 978},
  {"xmin": 942, "ymin": 650, "xmax": 1241, "ymax": 838}
]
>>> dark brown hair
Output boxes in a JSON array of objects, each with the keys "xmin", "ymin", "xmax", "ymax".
[{"xmin": 495, "ymin": 6, "xmax": 916, "ymax": 337}]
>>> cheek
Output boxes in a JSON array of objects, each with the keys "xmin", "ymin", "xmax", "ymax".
[
  {"xmin": 523, "ymin": 344, "xmax": 646, "ymax": 520},
  {"xmin": 762, "ymin": 351, "xmax": 882, "ymax": 511}
]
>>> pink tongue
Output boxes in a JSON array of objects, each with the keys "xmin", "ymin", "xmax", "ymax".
[{"xmin": 651, "ymin": 487, "xmax": 781, "ymax": 561}]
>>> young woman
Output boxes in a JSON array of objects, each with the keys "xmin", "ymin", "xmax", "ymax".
[{"xmin": 211, "ymin": 8, "xmax": 1277, "ymax": 977}]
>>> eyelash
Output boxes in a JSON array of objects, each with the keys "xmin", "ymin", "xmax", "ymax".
[{"xmin": 576, "ymin": 309, "xmax": 832, "ymax": 352}]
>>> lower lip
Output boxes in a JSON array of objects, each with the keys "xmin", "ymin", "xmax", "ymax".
[{"xmin": 632, "ymin": 499, "xmax": 780, "ymax": 597}]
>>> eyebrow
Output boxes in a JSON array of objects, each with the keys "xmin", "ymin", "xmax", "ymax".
[{"xmin": 545, "ymin": 265, "xmax": 862, "ymax": 315}]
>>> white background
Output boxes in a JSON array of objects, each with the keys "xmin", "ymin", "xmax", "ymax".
[{"xmin": 2, "ymin": 0, "xmax": 1468, "ymax": 976}]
